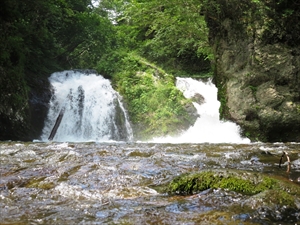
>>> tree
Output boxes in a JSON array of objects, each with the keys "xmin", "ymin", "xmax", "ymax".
[
  {"xmin": 121, "ymin": 0, "xmax": 212, "ymax": 74},
  {"xmin": 0, "ymin": 0, "xmax": 116, "ymax": 140}
]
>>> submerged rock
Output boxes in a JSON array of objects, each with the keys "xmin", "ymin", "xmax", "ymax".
[{"xmin": 191, "ymin": 93, "xmax": 205, "ymax": 105}]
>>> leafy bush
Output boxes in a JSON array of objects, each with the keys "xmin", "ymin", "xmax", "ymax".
[{"xmin": 113, "ymin": 53, "xmax": 196, "ymax": 140}]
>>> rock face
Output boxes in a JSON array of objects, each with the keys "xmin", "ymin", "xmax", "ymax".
[
  {"xmin": 206, "ymin": 0, "xmax": 300, "ymax": 142},
  {"xmin": 0, "ymin": 69, "xmax": 52, "ymax": 141},
  {"xmin": 27, "ymin": 77, "xmax": 52, "ymax": 141},
  {"xmin": 191, "ymin": 93, "xmax": 205, "ymax": 105}
]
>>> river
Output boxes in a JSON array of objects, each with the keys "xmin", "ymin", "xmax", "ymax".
[
  {"xmin": 0, "ymin": 141, "xmax": 299, "ymax": 224},
  {"xmin": 1, "ymin": 72, "xmax": 299, "ymax": 224}
]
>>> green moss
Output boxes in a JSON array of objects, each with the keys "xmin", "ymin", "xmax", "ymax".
[
  {"xmin": 216, "ymin": 81, "xmax": 230, "ymax": 120},
  {"xmin": 113, "ymin": 52, "xmax": 197, "ymax": 140},
  {"xmin": 249, "ymin": 85, "xmax": 257, "ymax": 94},
  {"xmin": 168, "ymin": 170, "xmax": 279, "ymax": 195}
]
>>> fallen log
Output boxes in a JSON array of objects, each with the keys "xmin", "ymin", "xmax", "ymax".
[{"xmin": 48, "ymin": 106, "xmax": 66, "ymax": 141}]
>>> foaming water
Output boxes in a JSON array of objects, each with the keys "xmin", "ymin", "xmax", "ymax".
[
  {"xmin": 42, "ymin": 72, "xmax": 248, "ymax": 143},
  {"xmin": 41, "ymin": 70, "xmax": 133, "ymax": 142},
  {"xmin": 152, "ymin": 77, "xmax": 250, "ymax": 143},
  {"xmin": 1, "ymin": 142, "xmax": 299, "ymax": 224}
]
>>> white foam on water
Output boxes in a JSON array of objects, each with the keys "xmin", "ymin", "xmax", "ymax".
[
  {"xmin": 54, "ymin": 183, "xmax": 103, "ymax": 201},
  {"xmin": 41, "ymin": 72, "xmax": 250, "ymax": 144},
  {"xmin": 151, "ymin": 77, "xmax": 250, "ymax": 144},
  {"xmin": 41, "ymin": 71, "xmax": 132, "ymax": 142}
]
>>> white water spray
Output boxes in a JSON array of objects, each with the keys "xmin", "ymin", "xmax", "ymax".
[
  {"xmin": 41, "ymin": 70, "xmax": 133, "ymax": 142},
  {"xmin": 42, "ymin": 72, "xmax": 249, "ymax": 143},
  {"xmin": 152, "ymin": 77, "xmax": 250, "ymax": 143}
]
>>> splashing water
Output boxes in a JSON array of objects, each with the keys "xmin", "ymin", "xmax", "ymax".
[
  {"xmin": 41, "ymin": 72, "xmax": 248, "ymax": 143},
  {"xmin": 1, "ymin": 141, "xmax": 299, "ymax": 224},
  {"xmin": 41, "ymin": 70, "xmax": 133, "ymax": 142},
  {"xmin": 152, "ymin": 77, "xmax": 250, "ymax": 143}
]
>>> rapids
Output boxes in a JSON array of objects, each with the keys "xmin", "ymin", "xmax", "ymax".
[{"xmin": 0, "ymin": 142, "xmax": 299, "ymax": 224}]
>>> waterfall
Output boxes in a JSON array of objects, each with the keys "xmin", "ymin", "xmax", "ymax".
[
  {"xmin": 151, "ymin": 77, "xmax": 250, "ymax": 143},
  {"xmin": 41, "ymin": 72, "xmax": 249, "ymax": 143},
  {"xmin": 41, "ymin": 70, "xmax": 133, "ymax": 142}
]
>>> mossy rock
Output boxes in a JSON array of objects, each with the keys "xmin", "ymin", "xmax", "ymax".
[
  {"xmin": 113, "ymin": 53, "xmax": 198, "ymax": 140},
  {"xmin": 166, "ymin": 170, "xmax": 300, "ymax": 222},
  {"xmin": 167, "ymin": 169, "xmax": 300, "ymax": 196}
]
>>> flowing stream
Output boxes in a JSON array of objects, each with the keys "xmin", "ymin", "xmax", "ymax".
[
  {"xmin": 1, "ymin": 71, "xmax": 299, "ymax": 224},
  {"xmin": 0, "ymin": 142, "xmax": 299, "ymax": 224}
]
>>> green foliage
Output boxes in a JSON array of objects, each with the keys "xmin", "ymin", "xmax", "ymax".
[
  {"xmin": 96, "ymin": 50, "xmax": 127, "ymax": 79},
  {"xmin": 67, "ymin": 12, "xmax": 116, "ymax": 69},
  {"xmin": 204, "ymin": 0, "xmax": 300, "ymax": 46},
  {"xmin": 113, "ymin": 0, "xmax": 212, "ymax": 75},
  {"xmin": 113, "ymin": 53, "xmax": 195, "ymax": 140},
  {"xmin": 0, "ymin": 0, "xmax": 116, "ymax": 76},
  {"xmin": 0, "ymin": 0, "xmax": 116, "ymax": 140}
]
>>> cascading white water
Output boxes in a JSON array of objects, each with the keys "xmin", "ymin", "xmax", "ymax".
[
  {"xmin": 152, "ymin": 77, "xmax": 250, "ymax": 143},
  {"xmin": 41, "ymin": 70, "xmax": 133, "ymax": 142},
  {"xmin": 42, "ymin": 72, "xmax": 249, "ymax": 143}
]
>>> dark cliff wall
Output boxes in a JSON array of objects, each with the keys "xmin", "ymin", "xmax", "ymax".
[
  {"xmin": 27, "ymin": 78, "xmax": 52, "ymax": 141},
  {"xmin": 0, "ymin": 73, "xmax": 51, "ymax": 141},
  {"xmin": 205, "ymin": 0, "xmax": 300, "ymax": 141}
]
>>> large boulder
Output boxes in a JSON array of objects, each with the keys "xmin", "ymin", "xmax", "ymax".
[{"xmin": 206, "ymin": 0, "xmax": 300, "ymax": 141}]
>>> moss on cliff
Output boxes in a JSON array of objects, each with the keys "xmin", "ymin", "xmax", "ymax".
[
  {"xmin": 113, "ymin": 53, "xmax": 198, "ymax": 140},
  {"xmin": 216, "ymin": 79, "xmax": 230, "ymax": 120}
]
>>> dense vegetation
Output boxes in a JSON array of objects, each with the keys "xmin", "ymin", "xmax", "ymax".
[
  {"xmin": 0, "ymin": 0, "xmax": 115, "ymax": 140},
  {"xmin": 94, "ymin": 0, "xmax": 213, "ymax": 139},
  {"xmin": 96, "ymin": 0, "xmax": 211, "ymax": 77},
  {"xmin": 112, "ymin": 53, "xmax": 197, "ymax": 139},
  {"xmin": 1, "ymin": 0, "xmax": 210, "ymax": 140},
  {"xmin": 1, "ymin": 0, "xmax": 299, "ymax": 140}
]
